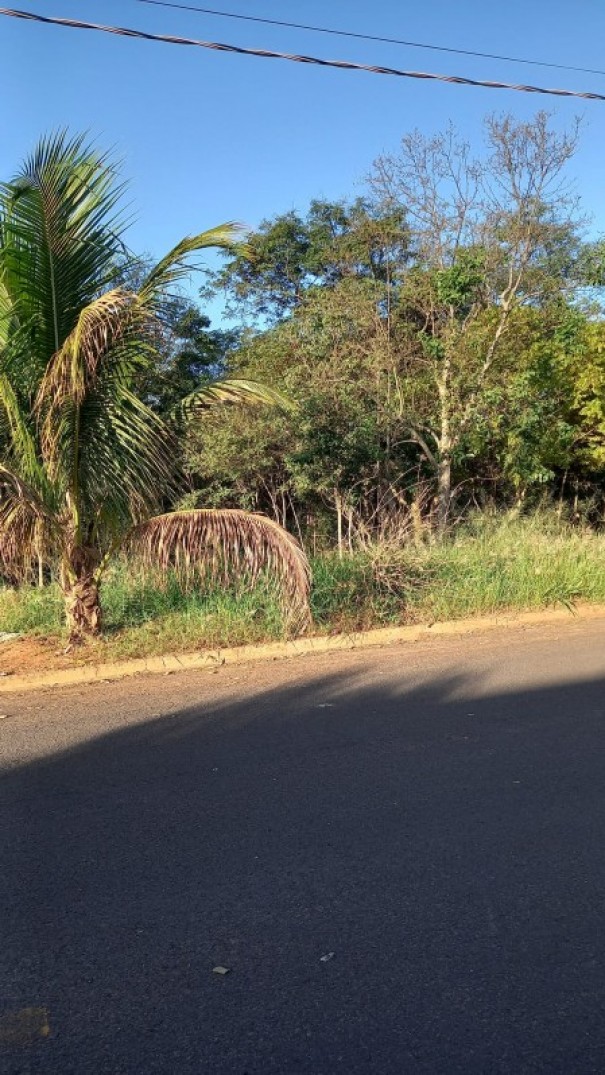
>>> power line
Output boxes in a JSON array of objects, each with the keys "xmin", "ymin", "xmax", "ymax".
[
  {"xmin": 130, "ymin": 0, "xmax": 605, "ymax": 79},
  {"xmin": 2, "ymin": 6, "xmax": 604, "ymax": 102}
]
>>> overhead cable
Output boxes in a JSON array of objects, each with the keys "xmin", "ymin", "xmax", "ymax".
[
  {"xmin": 131, "ymin": 0, "xmax": 605, "ymax": 79},
  {"xmin": 2, "ymin": 7, "xmax": 604, "ymax": 101}
]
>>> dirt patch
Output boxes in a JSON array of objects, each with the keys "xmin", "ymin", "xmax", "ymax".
[{"xmin": 0, "ymin": 635, "xmax": 96, "ymax": 677}]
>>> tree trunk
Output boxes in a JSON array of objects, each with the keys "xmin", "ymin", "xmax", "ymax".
[
  {"xmin": 436, "ymin": 358, "xmax": 453, "ymax": 533},
  {"xmin": 411, "ymin": 495, "xmax": 424, "ymax": 545},
  {"xmin": 512, "ymin": 486, "xmax": 527, "ymax": 515},
  {"xmin": 437, "ymin": 453, "xmax": 452, "ymax": 533},
  {"xmin": 62, "ymin": 575, "xmax": 102, "ymax": 642},
  {"xmin": 35, "ymin": 520, "xmax": 44, "ymax": 588},
  {"xmin": 557, "ymin": 470, "xmax": 568, "ymax": 521},
  {"xmin": 335, "ymin": 490, "xmax": 344, "ymax": 560},
  {"xmin": 60, "ymin": 552, "xmax": 102, "ymax": 642}
]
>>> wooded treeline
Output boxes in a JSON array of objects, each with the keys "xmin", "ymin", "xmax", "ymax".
[
  {"xmin": 147, "ymin": 111, "xmax": 605, "ymax": 546},
  {"xmin": 149, "ymin": 112, "xmax": 605, "ymax": 549}
]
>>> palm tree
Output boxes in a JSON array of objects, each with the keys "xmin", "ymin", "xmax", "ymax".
[{"xmin": 0, "ymin": 133, "xmax": 310, "ymax": 641}]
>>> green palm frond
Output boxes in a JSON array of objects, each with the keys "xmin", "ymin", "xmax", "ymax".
[
  {"xmin": 0, "ymin": 131, "xmax": 126, "ymax": 381},
  {"xmin": 34, "ymin": 290, "xmax": 135, "ymax": 497},
  {"xmin": 139, "ymin": 225, "xmax": 242, "ymax": 308},
  {"xmin": 36, "ymin": 288, "xmax": 139, "ymax": 414},
  {"xmin": 127, "ymin": 508, "xmax": 311, "ymax": 630},
  {"xmin": 38, "ymin": 338, "xmax": 179, "ymax": 535},
  {"xmin": 77, "ymin": 387, "xmax": 179, "ymax": 534},
  {"xmin": 177, "ymin": 378, "xmax": 295, "ymax": 421},
  {"xmin": 0, "ymin": 373, "xmax": 41, "ymax": 486},
  {"xmin": 0, "ymin": 281, "xmax": 11, "ymax": 350},
  {"xmin": 49, "ymin": 288, "xmax": 146, "ymax": 399}
]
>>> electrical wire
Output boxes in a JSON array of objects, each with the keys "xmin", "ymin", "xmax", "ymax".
[
  {"xmin": 130, "ymin": 0, "xmax": 605, "ymax": 79},
  {"xmin": 2, "ymin": 6, "xmax": 604, "ymax": 101}
]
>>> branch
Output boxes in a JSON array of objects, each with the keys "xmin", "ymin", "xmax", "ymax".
[{"xmin": 408, "ymin": 425, "xmax": 439, "ymax": 470}]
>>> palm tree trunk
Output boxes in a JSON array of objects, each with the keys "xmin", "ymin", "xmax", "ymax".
[{"xmin": 60, "ymin": 558, "xmax": 102, "ymax": 641}]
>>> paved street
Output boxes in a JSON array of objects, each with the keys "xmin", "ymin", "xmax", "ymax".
[{"xmin": 3, "ymin": 618, "xmax": 605, "ymax": 1073}]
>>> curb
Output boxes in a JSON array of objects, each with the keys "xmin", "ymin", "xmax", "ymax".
[{"xmin": 2, "ymin": 602, "xmax": 605, "ymax": 694}]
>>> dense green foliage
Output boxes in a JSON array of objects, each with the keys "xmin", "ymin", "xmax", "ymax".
[{"xmin": 185, "ymin": 113, "xmax": 605, "ymax": 544}]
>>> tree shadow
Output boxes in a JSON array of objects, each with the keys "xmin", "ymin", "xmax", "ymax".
[{"xmin": 3, "ymin": 663, "xmax": 605, "ymax": 1073}]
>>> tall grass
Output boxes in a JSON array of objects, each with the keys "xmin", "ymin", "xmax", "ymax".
[
  {"xmin": 3, "ymin": 511, "xmax": 605, "ymax": 657},
  {"xmin": 408, "ymin": 511, "xmax": 605, "ymax": 620},
  {"xmin": 0, "ymin": 584, "xmax": 64, "ymax": 635}
]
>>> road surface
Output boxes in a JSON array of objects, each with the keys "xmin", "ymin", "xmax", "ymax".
[{"xmin": 3, "ymin": 617, "xmax": 605, "ymax": 1073}]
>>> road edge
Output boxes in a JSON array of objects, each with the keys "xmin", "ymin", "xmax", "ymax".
[{"xmin": 2, "ymin": 601, "xmax": 605, "ymax": 694}]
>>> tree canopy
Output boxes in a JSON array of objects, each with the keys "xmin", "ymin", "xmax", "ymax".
[{"xmin": 192, "ymin": 111, "xmax": 605, "ymax": 545}]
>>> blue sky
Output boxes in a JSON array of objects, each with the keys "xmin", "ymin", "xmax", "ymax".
[{"xmin": 2, "ymin": 1, "xmax": 605, "ymax": 320}]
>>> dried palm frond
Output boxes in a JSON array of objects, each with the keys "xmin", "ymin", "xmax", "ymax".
[
  {"xmin": 127, "ymin": 508, "xmax": 311, "ymax": 630},
  {"xmin": 0, "ymin": 465, "xmax": 50, "ymax": 518},
  {"xmin": 36, "ymin": 288, "xmax": 146, "ymax": 411},
  {"xmin": 0, "ymin": 465, "xmax": 55, "ymax": 580}
]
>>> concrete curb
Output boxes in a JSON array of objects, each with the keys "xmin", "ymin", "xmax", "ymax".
[{"xmin": 2, "ymin": 602, "xmax": 605, "ymax": 694}]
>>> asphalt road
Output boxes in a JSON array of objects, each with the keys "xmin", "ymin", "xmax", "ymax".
[{"xmin": 3, "ymin": 618, "xmax": 605, "ymax": 1074}]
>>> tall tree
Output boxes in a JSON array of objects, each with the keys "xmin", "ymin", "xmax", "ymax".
[
  {"xmin": 369, "ymin": 111, "xmax": 582, "ymax": 527},
  {"xmin": 205, "ymin": 197, "xmax": 408, "ymax": 323}
]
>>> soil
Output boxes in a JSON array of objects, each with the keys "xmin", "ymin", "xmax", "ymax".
[{"xmin": 0, "ymin": 636, "xmax": 93, "ymax": 677}]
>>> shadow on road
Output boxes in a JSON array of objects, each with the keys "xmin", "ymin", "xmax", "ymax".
[{"xmin": 3, "ymin": 665, "xmax": 605, "ymax": 1073}]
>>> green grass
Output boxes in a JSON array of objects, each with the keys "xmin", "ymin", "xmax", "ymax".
[
  {"xmin": 3, "ymin": 510, "xmax": 605, "ymax": 660},
  {"xmin": 409, "ymin": 512, "xmax": 605, "ymax": 620},
  {"xmin": 0, "ymin": 567, "xmax": 287, "ymax": 657},
  {"xmin": 0, "ymin": 584, "xmax": 64, "ymax": 635}
]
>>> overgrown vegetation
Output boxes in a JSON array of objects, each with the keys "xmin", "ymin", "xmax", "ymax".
[
  {"xmin": 194, "ymin": 113, "xmax": 605, "ymax": 544},
  {"xmin": 3, "ymin": 114, "xmax": 605, "ymax": 658},
  {"xmin": 3, "ymin": 512, "xmax": 605, "ymax": 658}
]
